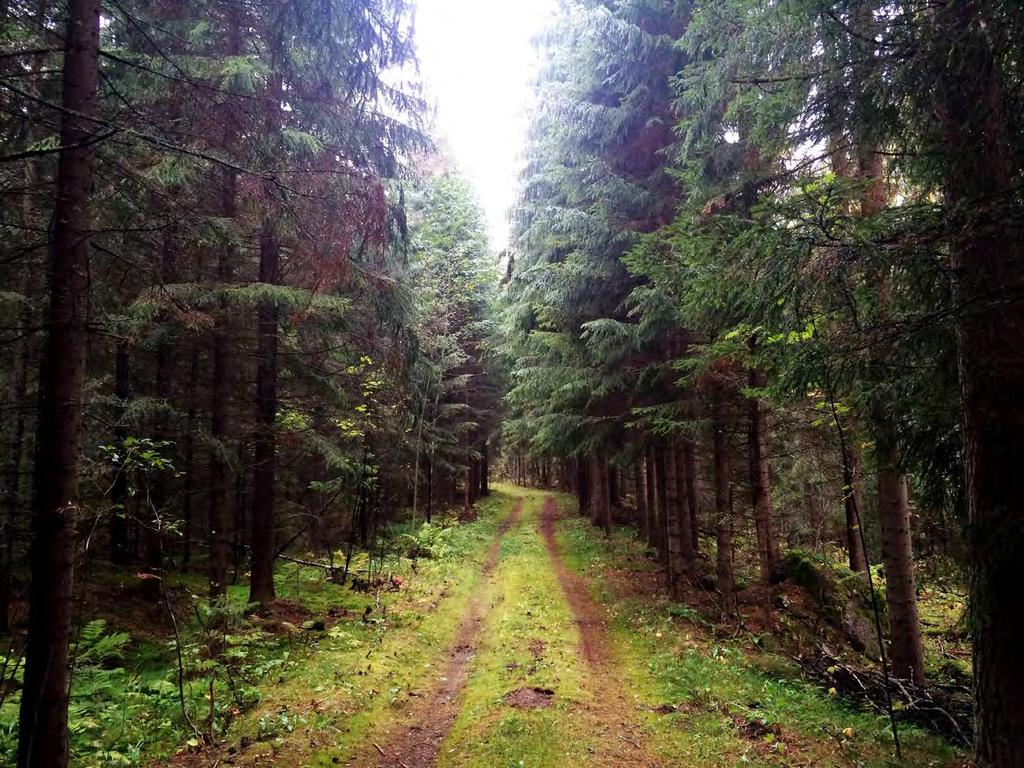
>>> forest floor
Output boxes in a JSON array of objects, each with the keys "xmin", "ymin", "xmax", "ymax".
[{"xmin": 151, "ymin": 484, "xmax": 962, "ymax": 768}]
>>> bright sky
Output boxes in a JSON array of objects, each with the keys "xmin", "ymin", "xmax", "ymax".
[{"xmin": 412, "ymin": 0, "xmax": 558, "ymax": 250}]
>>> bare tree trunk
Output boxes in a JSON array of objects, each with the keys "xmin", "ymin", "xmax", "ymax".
[
  {"xmin": 577, "ymin": 456, "xmax": 589, "ymax": 516},
  {"xmin": 747, "ymin": 367, "xmax": 779, "ymax": 581},
  {"xmin": 841, "ymin": 446, "xmax": 868, "ymax": 573},
  {"xmin": 860, "ymin": 119, "xmax": 926, "ymax": 691},
  {"xmin": 877, "ymin": 459, "xmax": 925, "ymax": 684},
  {"xmin": 803, "ymin": 478, "xmax": 824, "ymax": 552},
  {"xmin": 682, "ymin": 437, "xmax": 699, "ymax": 553},
  {"xmin": 645, "ymin": 446, "xmax": 658, "ymax": 554},
  {"xmin": 110, "ymin": 342, "xmax": 131, "ymax": 564},
  {"xmin": 180, "ymin": 345, "xmax": 198, "ymax": 571},
  {"xmin": 935, "ymin": 7, "xmax": 1024, "ymax": 759},
  {"xmin": 674, "ymin": 442, "xmax": 695, "ymax": 573},
  {"xmin": 463, "ymin": 445, "xmax": 472, "ymax": 511},
  {"xmin": 481, "ymin": 441, "xmax": 490, "ymax": 496},
  {"xmin": 145, "ymin": 231, "xmax": 178, "ymax": 579},
  {"xmin": 249, "ymin": 215, "xmax": 280, "ymax": 605},
  {"xmin": 425, "ymin": 452, "xmax": 433, "ymax": 523},
  {"xmin": 633, "ymin": 457, "xmax": 648, "ymax": 541},
  {"xmin": 662, "ymin": 444, "xmax": 684, "ymax": 597},
  {"xmin": 590, "ymin": 454, "xmax": 610, "ymax": 534},
  {"xmin": 208, "ymin": 8, "xmax": 240, "ymax": 601},
  {"xmin": 600, "ymin": 455, "xmax": 612, "ymax": 534},
  {"xmin": 1, "ymin": 277, "xmax": 33, "ymax": 631},
  {"xmin": 17, "ymin": 0, "xmax": 99, "ymax": 761},
  {"xmin": 711, "ymin": 393, "xmax": 735, "ymax": 615}
]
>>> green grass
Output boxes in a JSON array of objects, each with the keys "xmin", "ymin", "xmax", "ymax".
[
  {"xmin": 2, "ymin": 486, "xmax": 965, "ymax": 767},
  {"xmin": 551, "ymin": 492, "xmax": 962, "ymax": 768},
  {"xmin": 303, "ymin": 488, "xmax": 514, "ymax": 766},
  {"xmin": 439, "ymin": 488, "xmax": 591, "ymax": 768}
]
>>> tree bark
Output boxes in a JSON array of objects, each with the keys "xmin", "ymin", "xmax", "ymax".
[
  {"xmin": 877, "ymin": 457, "xmax": 925, "ymax": 684},
  {"xmin": 935, "ymin": 4, "xmax": 1024, "ymax": 761},
  {"xmin": 674, "ymin": 441, "xmax": 695, "ymax": 572},
  {"xmin": 110, "ymin": 342, "xmax": 131, "ymax": 564},
  {"xmin": 17, "ymin": 0, "xmax": 99, "ymax": 761},
  {"xmin": 576, "ymin": 456, "xmax": 589, "ymax": 517},
  {"xmin": 633, "ymin": 457, "xmax": 648, "ymax": 541},
  {"xmin": 249, "ymin": 216, "xmax": 280, "ymax": 605},
  {"xmin": 645, "ymin": 445, "xmax": 658, "ymax": 554},
  {"xmin": 747, "ymin": 367, "xmax": 779, "ymax": 581},
  {"xmin": 841, "ymin": 447, "xmax": 868, "ymax": 573},
  {"xmin": 590, "ymin": 454, "xmax": 610, "ymax": 534},
  {"xmin": 661, "ymin": 444, "xmax": 684, "ymax": 597},
  {"xmin": 480, "ymin": 441, "xmax": 489, "ymax": 496},
  {"xmin": 600, "ymin": 455, "xmax": 612, "ymax": 534},
  {"xmin": 208, "ymin": 7, "xmax": 240, "ymax": 601},
  {"xmin": 711, "ymin": 393, "xmax": 735, "ymax": 615},
  {"xmin": 803, "ymin": 478, "xmax": 824, "ymax": 552},
  {"xmin": 180, "ymin": 344, "xmax": 198, "ymax": 571},
  {"xmin": 682, "ymin": 437, "xmax": 699, "ymax": 553}
]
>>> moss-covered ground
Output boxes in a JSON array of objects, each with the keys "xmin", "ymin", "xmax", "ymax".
[{"xmin": 0, "ymin": 485, "xmax": 964, "ymax": 767}]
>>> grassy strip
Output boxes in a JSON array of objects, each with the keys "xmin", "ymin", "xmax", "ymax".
[
  {"xmin": 551, "ymin": 492, "xmax": 962, "ymax": 768},
  {"xmin": 272, "ymin": 489, "xmax": 516, "ymax": 766},
  {"xmin": 438, "ymin": 487, "xmax": 592, "ymax": 768}
]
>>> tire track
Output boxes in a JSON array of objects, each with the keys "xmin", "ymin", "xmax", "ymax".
[
  {"xmin": 539, "ymin": 496, "xmax": 659, "ymax": 768},
  {"xmin": 361, "ymin": 497, "xmax": 523, "ymax": 768}
]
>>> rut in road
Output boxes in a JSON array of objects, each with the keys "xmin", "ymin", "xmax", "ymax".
[
  {"xmin": 360, "ymin": 497, "xmax": 524, "ymax": 768},
  {"xmin": 539, "ymin": 495, "xmax": 660, "ymax": 768}
]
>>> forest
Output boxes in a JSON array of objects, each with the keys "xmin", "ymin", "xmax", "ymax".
[{"xmin": 0, "ymin": 0, "xmax": 1021, "ymax": 766}]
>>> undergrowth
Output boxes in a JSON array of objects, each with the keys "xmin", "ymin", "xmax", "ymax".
[{"xmin": 0, "ymin": 492, "xmax": 507, "ymax": 767}]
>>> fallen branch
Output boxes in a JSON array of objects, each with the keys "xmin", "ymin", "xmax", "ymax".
[{"xmin": 800, "ymin": 644, "xmax": 972, "ymax": 746}]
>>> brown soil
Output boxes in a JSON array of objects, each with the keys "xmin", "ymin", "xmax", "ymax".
[
  {"xmin": 357, "ymin": 498, "xmax": 524, "ymax": 768},
  {"xmin": 539, "ymin": 496, "xmax": 660, "ymax": 768},
  {"xmin": 504, "ymin": 686, "xmax": 555, "ymax": 709}
]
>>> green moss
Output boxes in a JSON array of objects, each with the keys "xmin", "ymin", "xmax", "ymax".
[
  {"xmin": 779, "ymin": 548, "xmax": 886, "ymax": 622},
  {"xmin": 439, "ymin": 490, "xmax": 591, "ymax": 768},
  {"xmin": 553, "ymin": 498, "xmax": 961, "ymax": 768}
]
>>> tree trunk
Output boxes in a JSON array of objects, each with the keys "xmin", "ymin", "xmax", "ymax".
[
  {"xmin": 747, "ymin": 368, "xmax": 779, "ymax": 581},
  {"xmin": 180, "ymin": 343, "xmax": 199, "ymax": 571},
  {"xmin": 841, "ymin": 447, "xmax": 868, "ymax": 573},
  {"xmin": 645, "ymin": 445, "xmax": 658, "ymax": 554},
  {"xmin": 590, "ymin": 454, "xmax": 609, "ymax": 533},
  {"xmin": 877, "ymin": 455, "xmax": 925, "ymax": 684},
  {"xmin": 633, "ymin": 457, "xmax": 648, "ymax": 541},
  {"xmin": 803, "ymin": 478, "xmax": 824, "ymax": 552},
  {"xmin": 249, "ymin": 217, "xmax": 280, "ymax": 604},
  {"xmin": 935, "ymin": 5, "xmax": 1024, "ymax": 760},
  {"xmin": 425, "ymin": 452, "xmax": 433, "ymax": 523},
  {"xmin": 711, "ymin": 393, "xmax": 735, "ymax": 615},
  {"xmin": 661, "ymin": 444, "xmax": 684, "ymax": 597},
  {"xmin": 144, "ymin": 232, "xmax": 178, "ymax": 579},
  {"xmin": 110, "ymin": 342, "xmax": 131, "ymax": 564},
  {"xmin": 480, "ymin": 441, "xmax": 489, "ymax": 496},
  {"xmin": 577, "ymin": 457, "xmax": 589, "ymax": 516},
  {"xmin": 674, "ymin": 442, "xmax": 695, "ymax": 572},
  {"xmin": 208, "ymin": 8, "xmax": 240, "ymax": 600},
  {"xmin": 17, "ymin": 0, "xmax": 99, "ymax": 762},
  {"xmin": 608, "ymin": 463, "xmax": 619, "ymax": 510},
  {"xmin": 599, "ymin": 455, "xmax": 612, "ymax": 534},
  {"xmin": 682, "ymin": 437, "xmax": 699, "ymax": 553},
  {"xmin": 463, "ymin": 447, "xmax": 472, "ymax": 511}
]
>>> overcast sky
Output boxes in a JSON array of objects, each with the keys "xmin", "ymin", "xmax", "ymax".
[{"xmin": 412, "ymin": 0, "xmax": 558, "ymax": 250}]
